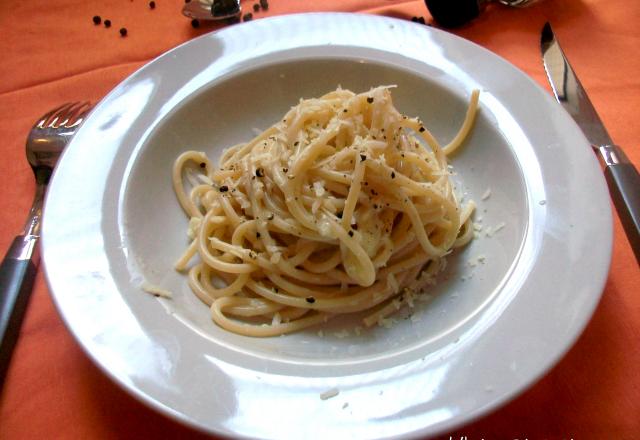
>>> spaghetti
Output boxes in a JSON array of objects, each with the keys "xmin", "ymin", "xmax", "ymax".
[{"xmin": 173, "ymin": 86, "xmax": 479, "ymax": 337}]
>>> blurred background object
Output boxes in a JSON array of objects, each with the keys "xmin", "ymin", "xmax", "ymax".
[{"xmin": 425, "ymin": 0, "xmax": 539, "ymax": 27}]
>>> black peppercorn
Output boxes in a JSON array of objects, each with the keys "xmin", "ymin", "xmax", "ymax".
[
  {"xmin": 92, "ymin": 16, "xmax": 101, "ymax": 25},
  {"xmin": 119, "ymin": 27, "xmax": 127, "ymax": 37},
  {"xmin": 191, "ymin": 18, "xmax": 200, "ymax": 28},
  {"xmin": 149, "ymin": 1, "xmax": 156, "ymax": 9},
  {"xmin": 104, "ymin": 19, "xmax": 112, "ymax": 28}
]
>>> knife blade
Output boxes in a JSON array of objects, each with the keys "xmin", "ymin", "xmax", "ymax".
[{"xmin": 541, "ymin": 22, "xmax": 640, "ymax": 263}]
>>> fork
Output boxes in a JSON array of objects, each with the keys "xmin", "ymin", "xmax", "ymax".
[{"xmin": 0, "ymin": 102, "xmax": 92, "ymax": 388}]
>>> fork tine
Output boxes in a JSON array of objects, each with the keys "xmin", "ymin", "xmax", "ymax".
[
  {"xmin": 73, "ymin": 101, "xmax": 92, "ymax": 119},
  {"xmin": 57, "ymin": 102, "xmax": 83, "ymax": 126},
  {"xmin": 35, "ymin": 101, "xmax": 93, "ymax": 131},
  {"xmin": 37, "ymin": 103, "xmax": 72, "ymax": 128},
  {"xmin": 46, "ymin": 102, "xmax": 78, "ymax": 128},
  {"xmin": 51, "ymin": 102, "xmax": 93, "ymax": 128},
  {"xmin": 64, "ymin": 102, "xmax": 93, "ymax": 128},
  {"xmin": 70, "ymin": 102, "xmax": 93, "ymax": 127}
]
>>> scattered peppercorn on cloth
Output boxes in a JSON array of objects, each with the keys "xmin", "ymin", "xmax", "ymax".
[{"xmin": 0, "ymin": 0, "xmax": 638, "ymax": 438}]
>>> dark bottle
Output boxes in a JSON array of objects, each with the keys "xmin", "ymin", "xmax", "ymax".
[{"xmin": 425, "ymin": 0, "xmax": 537, "ymax": 28}]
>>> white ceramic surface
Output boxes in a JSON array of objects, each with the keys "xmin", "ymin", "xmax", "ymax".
[{"xmin": 42, "ymin": 13, "xmax": 612, "ymax": 439}]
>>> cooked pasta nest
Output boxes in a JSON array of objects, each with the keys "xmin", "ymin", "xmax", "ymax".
[{"xmin": 173, "ymin": 86, "xmax": 479, "ymax": 336}]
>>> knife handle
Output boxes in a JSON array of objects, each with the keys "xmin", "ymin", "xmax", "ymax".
[{"xmin": 599, "ymin": 145, "xmax": 640, "ymax": 263}]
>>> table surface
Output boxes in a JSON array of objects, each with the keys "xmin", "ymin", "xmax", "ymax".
[{"xmin": 1, "ymin": 0, "xmax": 638, "ymax": 438}]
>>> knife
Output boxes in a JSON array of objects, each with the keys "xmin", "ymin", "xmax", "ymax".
[{"xmin": 541, "ymin": 22, "xmax": 640, "ymax": 263}]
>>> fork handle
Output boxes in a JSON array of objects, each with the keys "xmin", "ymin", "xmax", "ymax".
[{"xmin": 0, "ymin": 235, "xmax": 39, "ymax": 389}]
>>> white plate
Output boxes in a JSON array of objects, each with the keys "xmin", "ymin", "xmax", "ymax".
[{"xmin": 42, "ymin": 13, "xmax": 612, "ymax": 439}]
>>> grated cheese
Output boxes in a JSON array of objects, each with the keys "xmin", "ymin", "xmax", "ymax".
[{"xmin": 320, "ymin": 388, "xmax": 340, "ymax": 400}]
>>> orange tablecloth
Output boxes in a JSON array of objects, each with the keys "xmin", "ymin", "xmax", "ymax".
[{"xmin": 1, "ymin": 0, "xmax": 638, "ymax": 438}]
